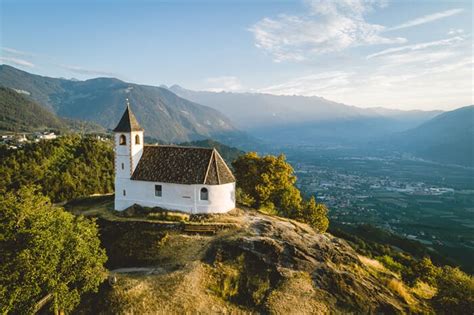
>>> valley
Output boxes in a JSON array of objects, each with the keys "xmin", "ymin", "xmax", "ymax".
[{"xmin": 282, "ymin": 146, "xmax": 474, "ymax": 273}]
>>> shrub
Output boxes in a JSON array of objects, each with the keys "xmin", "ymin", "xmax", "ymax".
[{"xmin": 432, "ymin": 266, "xmax": 474, "ymax": 314}]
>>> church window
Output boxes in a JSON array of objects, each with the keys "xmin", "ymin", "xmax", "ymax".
[
  {"xmin": 121, "ymin": 163, "xmax": 124, "ymax": 170},
  {"xmin": 155, "ymin": 185, "xmax": 162, "ymax": 197},
  {"xmin": 123, "ymin": 189, "xmax": 126, "ymax": 196},
  {"xmin": 119, "ymin": 134, "xmax": 126, "ymax": 145},
  {"xmin": 135, "ymin": 134, "xmax": 141, "ymax": 145},
  {"xmin": 200, "ymin": 187, "xmax": 208, "ymax": 201}
]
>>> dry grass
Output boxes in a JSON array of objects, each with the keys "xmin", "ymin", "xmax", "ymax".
[
  {"xmin": 358, "ymin": 255, "xmax": 390, "ymax": 274},
  {"xmin": 265, "ymin": 271, "xmax": 330, "ymax": 315},
  {"xmin": 104, "ymin": 263, "xmax": 251, "ymax": 314},
  {"xmin": 387, "ymin": 279, "xmax": 416, "ymax": 306},
  {"xmin": 412, "ymin": 281, "xmax": 437, "ymax": 299}
]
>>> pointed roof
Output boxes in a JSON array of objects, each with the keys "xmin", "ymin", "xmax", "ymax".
[
  {"xmin": 131, "ymin": 145, "xmax": 235, "ymax": 185},
  {"xmin": 113, "ymin": 102, "xmax": 144, "ymax": 132}
]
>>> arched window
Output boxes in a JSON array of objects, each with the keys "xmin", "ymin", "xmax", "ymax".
[
  {"xmin": 119, "ymin": 134, "xmax": 126, "ymax": 145},
  {"xmin": 200, "ymin": 187, "xmax": 208, "ymax": 201},
  {"xmin": 135, "ymin": 134, "xmax": 140, "ymax": 145}
]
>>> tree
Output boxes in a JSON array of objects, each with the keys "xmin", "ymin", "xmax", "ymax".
[
  {"xmin": 233, "ymin": 152, "xmax": 329, "ymax": 232},
  {"xmin": 300, "ymin": 196, "xmax": 329, "ymax": 233},
  {"xmin": 0, "ymin": 187, "xmax": 107, "ymax": 314},
  {"xmin": 432, "ymin": 266, "xmax": 474, "ymax": 314}
]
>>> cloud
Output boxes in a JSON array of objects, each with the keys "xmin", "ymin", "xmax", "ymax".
[
  {"xmin": 258, "ymin": 71, "xmax": 353, "ymax": 95},
  {"xmin": 448, "ymin": 28, "xmax": 464, "ymax": 35},
  {"xmin": 386, "ymin": 8, "xmax": 463, "ymax": 31},
  {"xmin": 256, "ymin": 57, "xmax": 472, "ymax": 110},
  {"xmin": 249, "ymin": 0, "xmax": 406, "ymax": 62},
  {"xmin": 1, "ymin": 47, "xmax": 35, "ymax": 57},
  {"xmin": 203, "ymin": 76, "xmax": 243, "ymax": 92},
  {"xmin": 0, "ymin": 57, "xmax": 35, "ymax": 68},
  {"xmin": 366, "ymin": 36, "xmax": 465, "ymax": 59},
  {"xmin": 58, "ymin": 64, "xmax": 118, "ymax": 77}
]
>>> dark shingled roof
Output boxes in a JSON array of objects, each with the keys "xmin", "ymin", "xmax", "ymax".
[
  {"xmin": 113, "ymin": 105, "xmax": 144, "ymax": 132},
  {"xmin": 131, "ymin": 145, "xmax": 235, "ymax": 185}
]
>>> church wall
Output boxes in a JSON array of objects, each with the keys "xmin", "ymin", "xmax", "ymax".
[{"xmin": 114, "ymin": 179, "xmax": 235, "ymax": 214}]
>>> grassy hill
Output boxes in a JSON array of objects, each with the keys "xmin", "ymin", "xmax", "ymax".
[
  {"xmin": 0, "ymin": 65, "xmax": 248, "ymax": 144},
  {"xmin": 67, "ymin": 200, "xmax": 435, "ymax": 314}
]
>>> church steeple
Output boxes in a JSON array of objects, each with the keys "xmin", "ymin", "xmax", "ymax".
[{"xmin": 113, "ymin": 99, "xmax": 144, "ymax": 132}]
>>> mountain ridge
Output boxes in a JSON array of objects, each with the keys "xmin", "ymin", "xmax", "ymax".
[
  {"xmin": 390, "ymin": 105, "xmax": 474, "ymax": 167},
  {"xmin": 168, "ymin": 85, "xmax": 443, "ymax": 145},
  {"xmin": 0, "ymin": 65, "xmax": 246, "ymax": 144}
]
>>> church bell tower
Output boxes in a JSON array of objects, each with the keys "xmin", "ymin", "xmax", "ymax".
[{"xmin": 113, "ymin": 99, "xmax": 144, "ymax": 180}]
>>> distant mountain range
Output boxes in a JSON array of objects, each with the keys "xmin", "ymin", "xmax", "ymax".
[
  {"xmin": 0, "ymin": 65, "xmax": 246, "ymax": 144},
  {"xmin": 1, "ymin": 65, "xmax": 471, "ymax": 166},
  {"xmin": 0, "ymin": 87, "xmax": 103, "ymax": 133},
  {"xmin": 168, "ymin": 85, "xmax": 442, "ymax": 145},
  {"xmin": 390, "ymin": 105, "xmax": 474, "ymax": 167}
]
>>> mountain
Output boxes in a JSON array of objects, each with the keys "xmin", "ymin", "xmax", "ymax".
[
  {"xmin": 169, "ymin": 85, "xmax": 442, "ymax": 146},
  {"xmin": 391, "ymin": 105, "xmax": 474, "ymax": 167},
  {"xmin": 0, "ymin": 87, "xmax": 67, "ymax": 132},
  {"xmin": 0, "ymin": 65, "xmax": 246, "ymax": 144},
  {"xmin": 0, "ymin": 87, "xmax": 105, "ymax": 134}
]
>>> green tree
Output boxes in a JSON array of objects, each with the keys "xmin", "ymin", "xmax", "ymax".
[
  {"xmin": 300, "ymin": 196, "xmax": 329, "ymax": 233},
  {"xmin": 432, "ymin": 266, "xmax": 474, "ymax": 314},
  {"xmin": 0, "ymin": 187, "xmax": 107, "ymax": 314},
  {"xmin": 233, "ymin": 152, "xmax": 329, "ymax": 232}
]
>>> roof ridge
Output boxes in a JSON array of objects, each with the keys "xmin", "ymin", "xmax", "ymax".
[
  {"xmin": 144, "ymin": 144, "xmax": 215, "ymax": 150},
  {"xmin": 203, "ymin": 150, "xmax": 215, "ymax": 184}
]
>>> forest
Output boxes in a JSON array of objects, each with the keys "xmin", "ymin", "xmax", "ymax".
[{"xmin": 0, "ymin": 135, "xmax": 114, "ymax": 202}]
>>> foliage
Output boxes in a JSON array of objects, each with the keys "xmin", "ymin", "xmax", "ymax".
[
  {"xmin": 0, "ymin": 135, "xmax": 114, "ymax": 202},
  {"xmin": 298, "ymin": 196, "xmax": 329, "ymax": 233},
  {"xmin": 402, "ymin": 257, "xmax": 440, "ymax": 286},
  {"xmin": 0, "ymin": 187, "xmax": 107, "ymax": 314},
  {"xmin": 232, "ymin": 152, "xmax": 329, "ymax": 232},
  {"xmin": 432, "ymin": 266, "xmax": 474, "ymax": 314},
  {"xmin": 376, "ymin": 255, "xmax": 404, "ymax": 274}
]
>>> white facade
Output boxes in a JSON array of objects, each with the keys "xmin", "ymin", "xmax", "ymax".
[
  {"xmin": 115, "ymin": 179, "xmax": 235, "ymax": 213},
  {"xmin": 113, "ymin": 123, "xmax": 236, "ymax": 214}
]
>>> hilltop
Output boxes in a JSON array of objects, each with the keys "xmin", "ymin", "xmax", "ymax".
[{"xmin": 70, "ymin": 198, "xmax": 433, "ymax": 314}]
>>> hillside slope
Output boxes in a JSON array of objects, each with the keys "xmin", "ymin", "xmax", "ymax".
[
  {"xmin": 0, "ymin": 87, "xmax": 104, "ymax": 133},
  {"xmin": 0, "ymin": 87, "xmax": 67, "ymax": 131},
  {"xmin": 392, "ymin": 105, "xmax": 474, "ymax": 166},
  {"xmin": 73, "ymin": 207, "xmax": 430, "ymax": 314},
  {"xmin": 169, "ymin": 85, "xmax": 441, "ymax": 145},
  {"xmin": 0, "ymin": 65, "xmax": 243, "ymax": 143}
]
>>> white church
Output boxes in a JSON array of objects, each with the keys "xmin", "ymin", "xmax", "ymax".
[{"xmin": 113, "ymin": 104, "xmax": 236, "ymax": 214}]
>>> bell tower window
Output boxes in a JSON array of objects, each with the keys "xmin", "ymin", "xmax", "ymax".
[
  {"xmin": 135, "ymin": 134, "xmax": 141, "ymax": 145},
  {"xmin": 119, "ymin": 134, "xmax": 126, "ymax": 145}
]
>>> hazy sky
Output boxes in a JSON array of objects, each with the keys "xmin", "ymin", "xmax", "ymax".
[{"xmin": 1, "ymin": 0, "xmax": 472, "ymax": 110}]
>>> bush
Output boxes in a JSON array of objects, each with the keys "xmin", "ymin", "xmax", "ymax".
[{"xmin": 432, "ymin": 266, "xmax": 474, "ymax": 314}]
